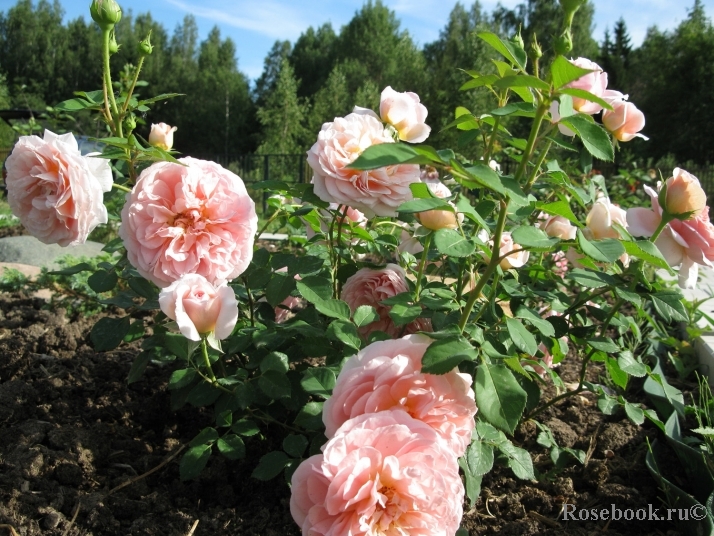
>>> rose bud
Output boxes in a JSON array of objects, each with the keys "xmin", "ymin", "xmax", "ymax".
[
  {"xmin": 663, "ymin": 168, "xmax": 707, "ymax": 220},
  {"xmin": 158, "ymin": 274, "xmax": 238, "ymax": 341},
  {"xmin": 148, "ymin": 123, "xmax": 177, "ymax": 151},
  {"xmin": 419, "ymin": 208, "xmax": 459, "ymax": 230},
  {"xmin": 602, "ymin": 100, "xmax": 646, "ymax": 142},
  {"xmin": 90, "ymin": 0, "xmax": 122, "ymax": 30},
  {"xmin": 540, "ymin": 214, "xmax": 577, "ymax": 240}
]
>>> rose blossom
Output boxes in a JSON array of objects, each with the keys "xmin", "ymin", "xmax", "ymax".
[
  {"xmin": 158, "ymin": 273, "xmax": 238, "ymax": 341},
  {"xmin": 664, "ymin": 167, "xmax": 707, "ymax": 218},
  {"xmin": 341, "ymin": 264, "xmax": 431, "ymax": 339},
  {"xmin": 564, "ymin": 58, "xmax": 608, "ymax": 114},
  {"xmin": 478, "ymin": 230, "xmax": 530, "ymax": 269},
  {"xmin": 290, "ymin": 410, "xmax": 464, "ymax": 536},
  {"xmin": 627, "ymin": 173, "xmax": 714, "ymax": 289},
  {"xmin": 539, "ymin": 214, "xmax": 577, "ymax": 240},
  {"xmin": 379, "ymin": 86, "xmax": 431, "ymax": 143},
  {"xmin": 120, "ymin": 157, "xmax": 257, "ymax": 287},
  {"xmin": 148, "ymin": 122, "xmax": 178, "ymax": 150},
  {"xmin": 5, "ymin": 130, "xmax": 112, "ymax": 246},
  {"xmin": 584, "ymin": 196, "xmax": 628, "ymax": 240},
  {"xmin": 417, "ymin": 175, "xmax": 461, "ymax": 231},
  {"xmin": 602, "ymin": 100, "xmax": 646, "ymax": 142},
  {"xmin": 322, "ymin": 334, "xmax": 477, "ymax": 456},
  {"xmin": 307, "ymin": 110, "xmax": 421, "ymax": 217}
]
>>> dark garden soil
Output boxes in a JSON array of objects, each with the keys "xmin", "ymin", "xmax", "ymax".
[{"xmin": 0, "ymin": 290, "xmax": 685, "ymax": 536}]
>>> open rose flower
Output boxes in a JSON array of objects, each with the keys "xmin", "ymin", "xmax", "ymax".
[
  {"xmin": 5, "ymin": 130, "xmax": 112, "ymax": 246},
  {"xmin": 341, "ymin": 264, "xmax": 432, "ymax": 338},
  {"xmin": 290, "ymin": 410, "xmax": 464, "ymax": 536},
  {"xmin": 627, "ymin": 171, "xmax": 714, "ymax": 289},
  {"xmin": 120, "ymin": 157, "xmax": 257, "ymax": 287},
  {"xmin": 539, "ymin": 214, "xmax": 577, "ymax": 240},
  {"xmin": 158, "ymin": 273, "xmax": 238, "ymax": 341},
  {"xmin": 379, "ymin": 86, "xmax": 431, "ymax": 143},
  {"xmin": 322, "ymin": 334, "xmax": 477, "ymax": 457},
  {"xmin": 307, "ymin": 110, "xmax": 421, "ymax": 217},
  {"xmin": 564, "ymin": 58, "xmax": 608, "ymax": 114},
  {"xmin": 478, "ymin": 230, "xmax": 530, "ymax": 269},
  {"xmin": 148, "ymin": 122, "xmax": 178, "ymax": 150}
]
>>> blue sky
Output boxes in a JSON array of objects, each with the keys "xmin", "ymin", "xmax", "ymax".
[{"xmin": 1, "ymin": 0, "xmax": 712, "ymax": 80}]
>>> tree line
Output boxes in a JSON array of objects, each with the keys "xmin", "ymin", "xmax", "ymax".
[{"xmin": 0, "ymin": 0, "xmax": 712, "ymax": 166}]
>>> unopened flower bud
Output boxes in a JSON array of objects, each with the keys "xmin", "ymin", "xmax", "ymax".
[
  {"xmin": 554, "ymin": 29, "xmax": 573, "ymax": 55},
  {"xmin": 90, "ymin": 0, "xmax": 122, "ymax": 31},
  {"xmin": 139, "ymin": 30, "xmax": 153, "ymax": 56},
  {"xmin": 149, "ymin": 123, "xmax": 177, "ymax": 151},
  {"xmin": 511, "ymin": 29, "xmax": 524, "ymax": 50},
  {"xmin": 663, "ymin": 168, "xmax": 708, "ymax": 220},
  {"xmin": 418, "ymin": 209, "xmax": 459, "ymax": 231},
  {"xmin": 529, "ymin": 35, "xmax": 543, "ymax": 60},
  {"xmin": 124, "ymin": 114, "xmax": 137, "ymax": 134}
]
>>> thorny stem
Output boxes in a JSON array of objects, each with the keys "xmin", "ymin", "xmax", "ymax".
[
  {"xmin": 514, "ymin": 102, "xmax": 549, "ymax": 183},
  {"xmin": 121, "ymin": 56, "xmax": 145, "ymax": 116},
  {"xmin": 458, "ymin": 198, "xmax": 510, "ymax": 333},
  {"xmin": 247, "ymin": 408, "xmax": 304, "ymax": 433},
  {"xmin": 255, "ymin": 210, "xmax": 281, "ymax": 242},
  {"xmin": 101, "ymin": 29, "xmax": 122, "ymax": 138},
  {"xmin": 524, "ymin": 139, "xmax": 553, "ymax": 193},
  {"xmin": 413, "ymin": 232, "xmax": 433, "ymax": 299},
  {"xmin": 201, "ymin": 337, "xmax": 217, "ymax": 383}
]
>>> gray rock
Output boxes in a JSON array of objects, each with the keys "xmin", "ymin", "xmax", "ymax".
[{"xmin": 0, "ymin": 236, "xmax": 106, "ymax": 269}]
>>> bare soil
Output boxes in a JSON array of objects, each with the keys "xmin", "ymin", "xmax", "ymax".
[{"xmin": 0, "ymin": 291, "xmax": 683, "ymax": 536}]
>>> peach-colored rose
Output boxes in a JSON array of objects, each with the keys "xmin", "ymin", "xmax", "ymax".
[
  {"xmin": 564, "ymin": 58, "xmax": 608, "ymax": 114},
  {"xmin": 307, "ymin": 110, "xmax": 421, "ymax": 217},
  {"xmin": 290, "ymin": 410, "xmax": 464, "ymax": 536},
  {"xmin": 602, "ymin": 100, "xmax": 646, "ymax": 142},
  {"xmin": 148, "ymin": 122, "xmax": 177, "ymax": 150},
  {"xmin": 627, "ymin": 178, "xmax": 714, "ymax": 289},
  {"xmin": 340, "ymin": 264, "xmax": 431, "ymax": 338},
  {"xmin": 585, "ymin": 197, "xmax": 627, "ymax": 240},
  {"xmin": 322, "ymin": 334, "xmax": 477, "ymax": 456},
  {"xmin": 479, "ymin": 230, "xmax": 530, "ymax": 269},
  {"xmin": 120, "ymin": 157, "xmax": 257, "ymax": 287},
  {"xmin": 539, "ymin": 214, "xmax": 577, "ymax": 240},
  {"xmin": 158, "ymin": 273, "xmax": 238, "ymax": 341},
  {"xmin": 417, "ymin": 176, "xmax": 461, "ymax": 231},
  {"xmin": 5, "ymin": 130, "xmax": 112, "ymax": 246},
  {"xmin": 379, "ymin": 86, "xmax": 431, "ymax": 143},
  {"xmin": 664, "ymin": 167, "xmax": 707, "ymax": 218}
]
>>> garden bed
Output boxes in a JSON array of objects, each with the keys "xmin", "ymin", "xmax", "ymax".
[{"xmin": 0, "ymin": 291, "xmax": 684, "ymax": 536}]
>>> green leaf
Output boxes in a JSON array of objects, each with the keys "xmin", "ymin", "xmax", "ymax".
[
  {"xmin": 562, "ymin": 115, "xmax": 614, "ymax": 161},
  {"xmin": 624, "ymin": 403, "xmax": 645, "ymax": 425},
  {"xmin": 510, "ymin": 226, "xmax": 559, "ymax": 252},
  {"xmin": 88, "ymin": 269, "xmax": 118, "ymax": 293},
  {"xmin": 327, "ymin": 319, "xmax": 361, "ymax": 350},
  {"xmin": 47, "ymin": 262, "xmax": 93, "ymax": 275},
  {"xmin": 409, "ymin": 182, "xmax": 434, "ymax": 199},
  {"xmin": 347, "ymin": 143, "xmax": 430, "ymax": 170},
  {"xmin": 190, "ymin": 427, "xmax": 219, "ymax": 447},
  {"xmin": 168, "ymin": 368, "xmax": 198, "ymax": 390},
  {"xmin": 535, "ymin": 200, "xmax": 580, "ymax": 226},
  {"xmin": 597, "ymin": 393, "xmax": 619, "ymax": 415},
  {"xmin": 588, "ymin": 337, "xmax": 619, "ymax": 353},
  {"xmin": 187, "ymin": 381, "xmax": 222, "ymax": 407},
  {"xmin": 622, "ymin": 240, "xmax": 672, "ymax": 271},
  {"xmin": 260, "ymin": 352, "xmax": 289, "ymax": 374},
  {"xmin": 128, "ymin": 277, "xmax": 157, "ymax": 299},
  {"xmin": 127, "ymin": 350, "xmax": 152, "ymax": 384},
  {"xmin": 421, "ymin": 336, "xmax": 478, "ymax": 374},
  {"xmin": 137, "ymin": 92, "xmax": 183, "ymax": 106},
  {"xmin": 353, "ymin": 305, "xmax": 379, "ymax": 327},
  {"xmin": 296, "ymin": 276, "xmax": 332, "ymax": 304},
  {"xmin": 397, "ymin": 198, "xmax": 451, "ymax": 213},
  {"xmin": 615, "ymin": 287, "xmax": 643, "ymax": 307},
  {"xmin": 301, "ymin": 367, "xmax": 336, "ymax": 398},
  {"xmin": 577, "ymin": 230, "xmax": 625, "ymax": 263},
  {"xmin": 466, "ymin": 439, "xmax": 495, "ymax": 476},
  {"xmin": 477, "ymin": 31, "xmax": 527, "ymax": 70},
  {"xmin": 651, "ymin": 291, "xmax": 688, "ymax": 322},
  {"xmin": 90, "ymin": 316, "xmax": 131, "ymax": 351},
  {"xmin": 389, "ymin": 303, "xmax": 423, "ymax": 326},
  {"xmin": 490, "ymin": 102, "xmax": 537, "ymax": 117},
  {"xmin": 55, "ymin": 97, "xmax": 98, "ymax": 111},
  {"xmin": 475, "ymin": 364, "xmax": 527, "ymax": 434},
  {"xmin": 559, "ymin": 88, "xmax": 613, "ymax": 111},
  {"xmin": 180, "ymin": 445, "xmax": 211, "ymax": 481},
  {"xmin": 315, "ymin": 299, "xmax": 351, "ymax": 320},
  {"xmin": 258, "ymin": 370, "xmax": 292, "ymax": 399},
  {"xmin": 217, "ymin": 435, "xmax": 246, "ymax": 460},
  {"xmin": 265, "ymin": 273, "xmax": 296, "ymax": 307},
  {"xmin": 294, "ymin": 401, "xmax": 324, "ymax": 430},
  {"xmin": 605, "ymin": 357, "xmax": 628, "ymax": 389},
  {"xmin": 457, "ymin": 162, "xmax": 504, "ymax": 194},
  {"xmin": 283, "ymin": 434, "xmax": 309, "ymax": 458},
  {"xmin": 494, "ymin": 75, "xmax": 549, "ymax": 91},
  {"xmin": 252, "ymin": 451, "xmax": 291, "ymax": 481},
  {"xmin": 231, "ymin": 419, "xmax": 261, "ymax": 436},
  {"xmin": 550, "ymin": 55, "xmax": 593, "ymax": 88},
  {"xmin": 618, "ymin": 352, "xmax": 648, "ymax": 377},
  {"xmin": 515, "ymin": 307, "xmax": 555, "ymax": 337},
  {"xmin": 458, "ymin": 457, "xmax": 483, "ymax": 508},
  {"xmin": 506, "ymin": 318, "xmax": 538, "ymax": 356},
  {"xmin": 163, "ymin": 333, "xmax": 197, "ymax": 360},
  {"xmin": 499, "ymin": 440, "xmax": 536, "ymax": 480},
  {"xmin": 433, "ymin": 228, "xmax": 476, "ymax": 257},
  {"xmin": 566, "ymin": 268, "xmax": 618, "ymax": 288}
]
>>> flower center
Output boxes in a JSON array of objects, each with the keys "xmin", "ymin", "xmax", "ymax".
[
  {"xmin": 371, "ymin": 485, "xmax": 406, "ymax": 535},
  {"xmin": 172, "ymin": 208, "xmax": 205, "ymax": 232}
]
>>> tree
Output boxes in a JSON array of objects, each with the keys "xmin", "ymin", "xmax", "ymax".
[
  {"xmin": 599, "ymin": 18, "xmax": 632, "ymax": 92},
  {"xmin": 305, "ymin": 65, "xmax": 351, "ymax": 146},
  {"xmin": 253, "ymin": 40, "xmax": 292, "ymax": 108},
  {"xmin": 290, "ymin": 24, "xmax": 337, "ymax": 98}
]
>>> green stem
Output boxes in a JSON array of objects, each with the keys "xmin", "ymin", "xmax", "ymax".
[
  {"xmin": 483, "ymin": 116, "xmax": 501, "ymax": 162},
  {"xmin": 334, "ymin": 205, "xmax": 349, "ymax": 297},
  {"xmin": 112, "ymin": 182, "xmax": 132, "ymax": 193},
  {"xmin": 458, "ymin": 198, "xmax": 510, "ymax": 333},
  {"xmin": 413, "ymin": 232, "xmax": 433, "ymax": 299},
  {"xmin": 255, "ymin": 210, "xmax": 281, "ymax": 241},
  {"xmin": 121, "ymin": 56, "xmax": 145, "ymax": 116},
  {"xmin": 514, "ymin": 102, "xmax": 548, "ymax": 183},
  {"xmin": 201, "ymin": 337, "xmax": 217, "ymax": 383},
  {"xmin": 524, "ymin": 139, "xmax": 553, "ymax": 193},
  {"xmin": 241, "ymin": 276, "xmax": 255, "ymax": 328},
  {"xmin": 101, "ymin": 29, "xmax": 122, "ymax": 138},
  {"xmin": 650, "ymin": 214, "xmax": 674, "ymax": 243}
]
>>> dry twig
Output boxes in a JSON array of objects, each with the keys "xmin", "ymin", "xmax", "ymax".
[
  {"xmin": 61, "ymin": 500, "xmax": 81, "ymax": 536},
  {"xmin": 0, "ymin": 525, "xmax": 20, "ymax": 536},
  {"xmin": 527, "ymin": 511, "xmax": 560, "ymax": 528},
  {"xmin": 107, "ymin": 444, "xmax": 186, "ymax": 496},
  {"xmin": 186, "ymin": 519, "xmax": 200, "ymax": 536}
]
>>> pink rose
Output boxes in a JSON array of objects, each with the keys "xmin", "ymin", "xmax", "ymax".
[
  {"xmin": 627, "ymin": 176, "xmax": 714, "ymax": 289},
  {"xmin": 307, "ymin": 111, "xmax": 421, "ymax": 217},
  {"xmin": 418, "ymin": 176, "xmax": 461, "ymax": 231},
  {"xmin": 5, "ymin": 130, "xmax": 112, "ymax": 246},
  {"xmin": 120, "ymin": 157, "xmax": 257, "ymax": 287},
  {"xmin": 602, "ymin": 100, "xmax": 646, "ymax": 142},
  {"xmin": 322, "ymin": 334, "xmax": 477, "ymax": 456},
  {"xmin": 564, "ymin": 58, "xmax": 608, "ymax": 114},
  {"xmin": 585, "ymin": 197, "xmax": 627, "ymax": 240},
  {"xmin": 158, "ymin": 273, "xmax": 238, "ymax": 341},
  {"xmin": 479, "ymin": 230, "xmax": 530, "ymax": 269},
  {"xmin": 539, "ymin": 214, "xmax": 577, "ymax": 240},
  {"xmin": 148, "ymin": 122, "xmax": 177, "ymax": 150},
  {"xmin": 398, "ymin": 227, "xmax": 424, "ymax": 256},
  {"xmin": 340, "ymin": 264, "xmax": 431, "ymax": 338},
  {"xmin": 664, "ymin": 167, "xmax": 707, "ymax": 218},
  {"xmin": 290, "ymin": 410, "xmax": 464, "ymax": 536},
  {"xmin": 379, "ymin": 86, "xmax": 431, "ymax": 143}
]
